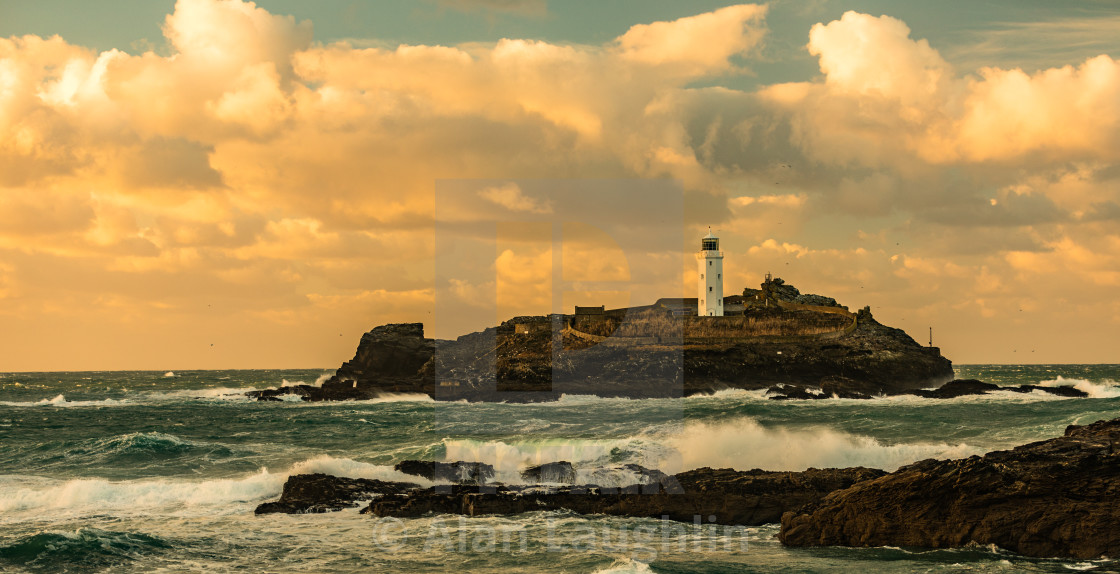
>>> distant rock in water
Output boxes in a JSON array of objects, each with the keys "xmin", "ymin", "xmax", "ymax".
[
  {"xmin": 247, "ymin": 279, "xmax": 957, "ymax": 403},
  {"xmin": 254, "ymin": 473, "xmax": 418, "ymax": 514},
  {"xmin": 765, "ymin": 379, "xmax": 1088, "ymax": 400},
  {"xmin": 779, "ymin": 419, "xmax": 1120, "ymax": 559}
]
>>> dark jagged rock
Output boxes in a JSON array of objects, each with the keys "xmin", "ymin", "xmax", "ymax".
[
  {"xmin": 1013, "ymin": 384, "xmax": 1088, "ymax": 397},
  {"xmin": 779, "ymin": 419, "xmax": 1120, "ymax": 559},
  {"xmin": 766, "ymin": 384, "xmax": 827, "ymax": 401},
  {"xmin": 521, "ymin": 461, "xmax": 576, "ymax": 484},
  {"xmin": 904, "ymin": 378, "xmax": 999, "ymax": 398},
  {"xmin": 254, "ymin": 473, "xmax": 419, "ymax": 514},
  {"xmin": 766, "ymin": 379, "xmax": 1090, "ymax": 401},
  {"xmin": 364, "ymin": 466, "xmax": 885, "ymax": 526},
  {"xmin": 394, "ymin": 460, "xmax": 496, "ymax": 485},
  {"xmin": 819, "ymin": 376, "xmax": 876, "ymax": 399}
]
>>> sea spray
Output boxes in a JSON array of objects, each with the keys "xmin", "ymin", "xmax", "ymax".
[
  {"xmin": 1039, "ymin": 377, "xmax": 1120, "ymax": 399},
  {"xmin": 441, "ymin": 417, "xmax": 978, "ymax": 475}
]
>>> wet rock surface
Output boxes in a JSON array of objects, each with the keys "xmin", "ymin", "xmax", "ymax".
[
  {"xmin": 779, "ymin": 419, "xmax": 1120, "ymax": 559},
  {"xmin": 254, "ymin": 473, "xmax": 419, "ymax": 514},
  {"xmin": 393, "ymin": 460, "xmax": 496, "ymax": 485},
  {"xmin": 765, "ymin": 378, "xmax": 1088, "ymax": 400},
  {"xmin": 520, "ymin": 461, "xmax": 576, "ymax": 484},
  {"xmin": 362, "ymin": 466, "xmax": 885, "ymax": 526}
]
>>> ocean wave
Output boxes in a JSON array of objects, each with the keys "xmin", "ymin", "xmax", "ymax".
[
  {"xmin": 366, "ymin": 393, "xmax": 436, "ymax": 403},
  {"xmin": 0, "ymin": 469, "xmax": 284, "ymax": 518},
  {"xmin": 0, "ymin": 455, "xmax": 429, "ymax": 519},
  {"xmin": 441, "ymin": 417, "xmax": 978, "ymax": 476},
  {"xmin": 147, "ymin": 387, "xmax": 260, "ymax": 401},
  {"xmin": 590, "ymin": 558, "xmax": 655, "ymax": 574},
  {"xmin": 286, "ymin": 455, "xmax": 434, "ymax": 486},
  {"xmin": 665, "ymin": 418, "xmax": 977, "ymax": 472},
  {"xmin": 1038, "ymin": 377, "xmax": 1120, "ymax": 399},
  {"xmin": 93, "ymin": 432, "xmax": 202, "ymax": 455},
  {"xmin": 0, "ymin": 528, "xmax": 170, "ymax": 570},
  {"xmin": 0, "ymin": 394, "xmax": 128, "ymax": 408},
  {"xmin": 280, "ymin": 373, "xmax": 333, "ymax": 388},
  {"xmin": 684, "ymin": 388, "xmax": 770, "ymax": 401}
]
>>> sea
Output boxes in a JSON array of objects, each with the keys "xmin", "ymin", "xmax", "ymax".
[{"xmin": 1, "ymin": 365, "xmax": 1118, "ymax": 573}]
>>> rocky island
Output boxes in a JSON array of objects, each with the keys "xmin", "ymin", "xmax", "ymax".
[{"xmin": 250, "ymin": 276, "xmax": 955, "ymax": 403}]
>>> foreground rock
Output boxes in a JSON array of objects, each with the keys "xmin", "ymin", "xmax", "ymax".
[
  {"xmin": 364, "ymin": 466, "xmax": 885, "ymax": 526},
  {"xmin": 394, "ymin": 460, "xmax": 496, "ymax": 485},
  {"xmin": 766, "ymin": 378, "xmax": 1089, "ymax": 400},
  {"xmin": 779, "ymin": 419, "xmax": 1120, "ymax": 559},
  {"xmin": 254, "ymin": 473, "xmax": 419, "ymax": 514}
]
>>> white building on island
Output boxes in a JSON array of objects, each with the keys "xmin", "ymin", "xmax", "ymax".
[{"xmin": 696, "ymin": 228, "xmax": 724, "ymax": 316}]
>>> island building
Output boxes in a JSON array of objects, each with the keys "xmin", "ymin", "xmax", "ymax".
[{"xmin": 697, "ymin": 228, "xmax": 724, "ymax": 316}]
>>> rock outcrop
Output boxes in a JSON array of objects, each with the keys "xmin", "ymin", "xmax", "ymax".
[
  {"xmin": 520, "ymin": 461, "xmax": 576, "ymax": 484},
  {"xmin": 765, "ymin": 379, "xmax": 1089, "ymax": 400},
  {"xmin": 254, "ymin": 473, "xmax": 419, "ymax": 514},
  {"xmin": 363, "ymin": 466, "xmax": 885, "ymax": 526},
  {"xmin": 393, "ymin": 460, "xmax": 496, "ymax": 485},
  {"xmin": 779, "ymin": 419, "xmax": 1120, "ymax": 559}
]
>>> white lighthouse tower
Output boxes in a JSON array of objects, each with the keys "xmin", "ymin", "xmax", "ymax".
[{"xmin": 696, "ymin": 228, "xmax": 724, "ymax": 316}]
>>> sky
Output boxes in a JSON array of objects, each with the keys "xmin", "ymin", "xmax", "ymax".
[{"xmin": 0, "ymin": 0, "xmax": 1118, "ymax": 370}]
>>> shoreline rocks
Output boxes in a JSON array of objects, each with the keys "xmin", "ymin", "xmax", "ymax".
[
  {"xmin": 364, "ymin": 466, "xmax": 884, "ymax": 526},
  {"xmin": 778, "ymin": 419, "xmax": 1120, "ymax": 559},
  {"xmin": 255, "ymin": 419, "xmax": 1120, "ymax": 558}
]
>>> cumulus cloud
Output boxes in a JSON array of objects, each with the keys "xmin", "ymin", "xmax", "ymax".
[
  {"xmin": 0, "ymin": 0, "xmax": 1118, "ymax": 367},
  {"xmin": 479, "ymin": 183, "xmax": 554, "ymax": 214}
]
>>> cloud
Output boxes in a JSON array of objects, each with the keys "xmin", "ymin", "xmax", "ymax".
[
  {"xmin": 1, "ymin": 0, "xmax": 1119, "ymax": 366},
  {"xmin": 615, "ymin": 4, "xmax": 769, "ymax": 75},
  {"xmin": 479, "ymin": 183, "xmax": 554, "ymax": 214}
]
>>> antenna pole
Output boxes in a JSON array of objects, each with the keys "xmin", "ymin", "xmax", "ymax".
[{"xmin": 929, "ymin": 326, "xmax": 933, "ymax": 347}]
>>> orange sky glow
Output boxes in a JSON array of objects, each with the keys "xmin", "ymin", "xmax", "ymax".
[{"xmin": 1, "ymin": 1, "xmax": 1119, "ymax": 370}]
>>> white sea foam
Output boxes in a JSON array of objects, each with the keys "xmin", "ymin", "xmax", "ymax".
[
  {"xmin": 149, "ymin": 387, "xmax": 259, "ymax": 401},
  {"xmin": 366, "ymin": 393, "xmax": 435, "ymax": 403},
  {"xmin": 665, "ymin": 418, "xmax": 977, "ymax": 472},
  {"xmin": 287, "ymin": 455, "xmax": 434, "ymax": 486},
  {"xmin": 163, "ymin": 371, "xmax": 176, "ymax": 378},
  {"xmin": 1039, "ymin": 376, "xmax": 1120, "ymax": 399},
  {"xmin": 0, "ymin": 469, "xmax": 284, "ymax": 519},
  {"xmin": 0, "ymin": 455, "xmax": 428, "ymax": 521},
  {"xmin": 0, "ymin": 394, "xmax": 128, "ymax": 407},
  {"xmin": 590, "ymin": 558, "xmax": 656, "ymax": 574},
  {"xmin": 442, "ymin": 417, "xmax": 978, "ymax": 476}
]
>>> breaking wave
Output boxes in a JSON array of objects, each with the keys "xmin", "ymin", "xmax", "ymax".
[
  {"xmin": 0, "ymin": 455, "xmax": 429, "ymax": 520},
  {"xmin": 1038, "ymin": 377, "xmax": 1120, "ymax": 399},
  {"xmin": 0, "ymin": 528, "xmax": 171, "ymax": 570},
  {"xmin": 441, "ymin": 417, "xmax": 977, "ymax": 476},
  {"xmin": 590, "ymin": 558, "xmax": 656, "ymax": 574},
  {"xmin": 0, "ymin": 394, "xmax": 127, "ymax": 407}
]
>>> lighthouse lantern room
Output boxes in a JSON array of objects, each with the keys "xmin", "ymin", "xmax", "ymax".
[{"xmin": 697, "ymin": 228, "xmax": 724, "ymax": 316}]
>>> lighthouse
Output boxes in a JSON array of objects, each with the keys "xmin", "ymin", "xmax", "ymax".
[{"xmin": 696, "ymin": 228, "xmax": 724, "ymax": 316}]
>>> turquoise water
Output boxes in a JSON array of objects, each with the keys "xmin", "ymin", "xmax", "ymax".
[{"xmin": 0, "ymin": 366, "xmax": 1118, "ymax": 573}]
